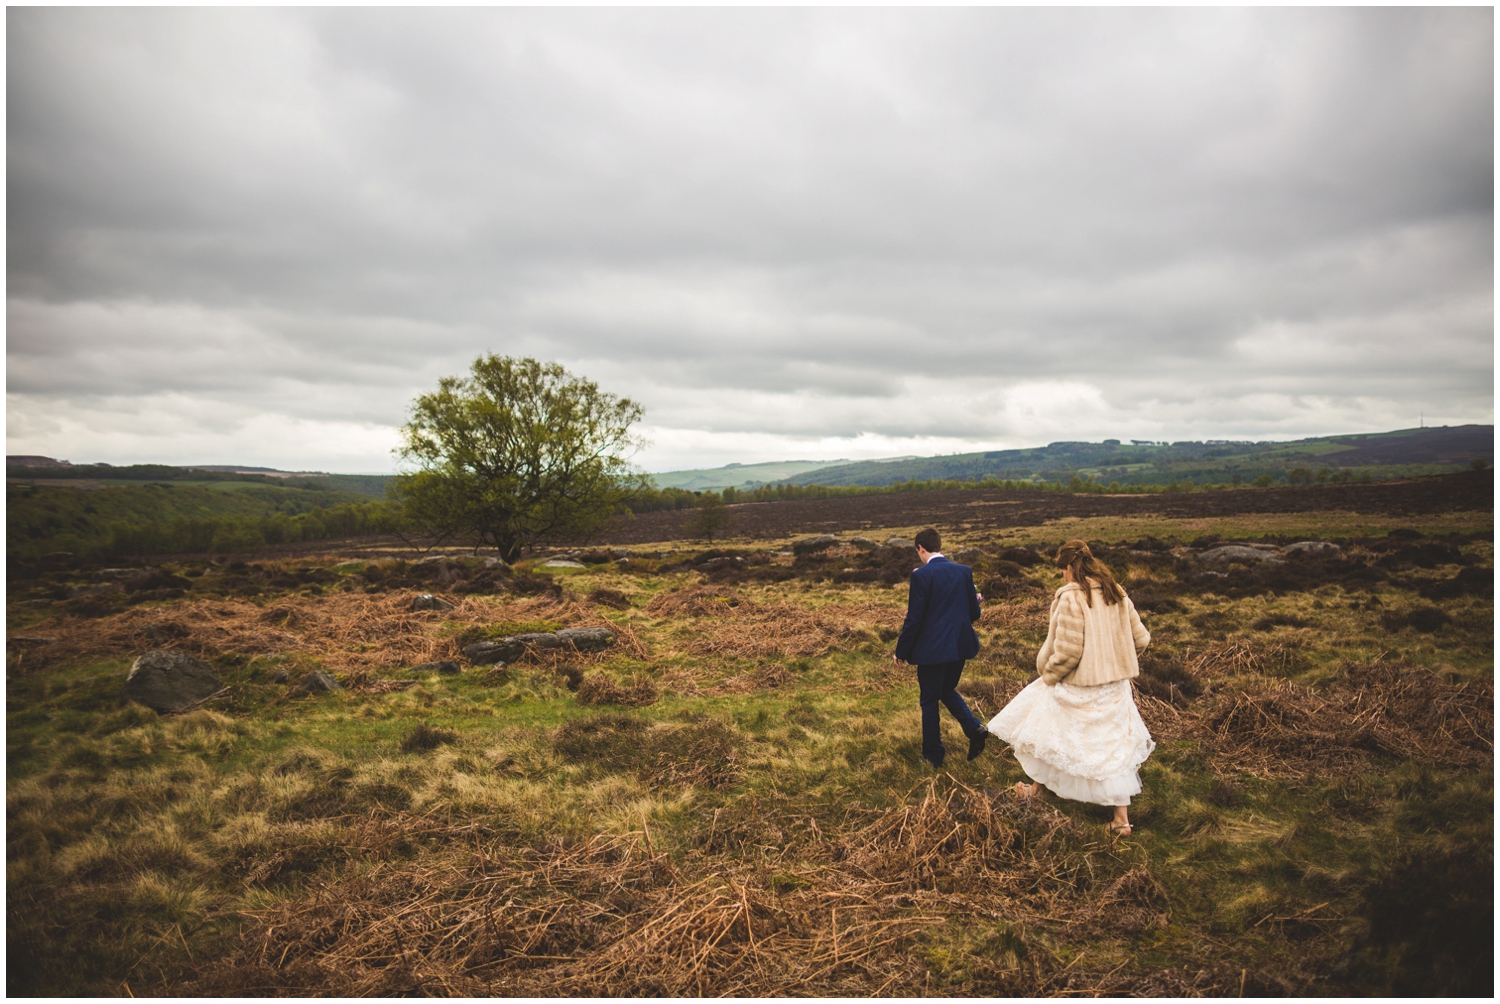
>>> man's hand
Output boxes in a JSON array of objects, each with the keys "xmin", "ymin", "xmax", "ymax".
[{"xmin": 891, "ymin": 654, "xmax": 903, "ymax": 666}]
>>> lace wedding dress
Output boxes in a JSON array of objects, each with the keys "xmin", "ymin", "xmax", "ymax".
[{"xmin": 987, "ymin": 677, "xmax": 1154, "ymax": 806}]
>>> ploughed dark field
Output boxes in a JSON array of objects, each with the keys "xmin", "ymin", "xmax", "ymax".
[
  {"xmin": 6, "ymin": 473, "xmax": 1493, "ymax": 996},
  {"xmin": 599, "ymin": 470, "xmax": 1493, "ymax": 545}
]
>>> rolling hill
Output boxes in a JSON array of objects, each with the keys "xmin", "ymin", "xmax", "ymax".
[{"xmin": 782, "ymin": 425, "xmax": 1493, "ymax": 488}]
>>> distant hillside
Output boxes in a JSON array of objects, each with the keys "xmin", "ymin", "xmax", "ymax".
[
  {"xmin": 784, "ymin": 425, "xmax": 1493, "ymax": 488},
  {"xmin": 648, "ymin": 458, "xmax": 852, "ymax": 491},
  {"xmin": 5, "ymin": 460, "xmax": 391, "ymax": 498}
]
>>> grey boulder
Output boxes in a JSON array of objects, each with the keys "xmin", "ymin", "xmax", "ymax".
[
  {"xmin": 272, "ymin": 668, "xmax": 289, "ymax": 684},
  {"xmin": 698, "ymin": 556, "xmax": 746, "ymax": 570},
  {"xmin": 413, "ymin": 659, "xmax": 462, "ymax": 675},
  {"xmin": 1285, "ymin": 540, "xmax": 1342, "ymax": 557},
  {"xmin": 540, "ymin": 559, "xmax": 586, "ymax": 569},
  {"xmin": 848, "ymin": 537, "xmax": 878, "ymax": 550},
  {"xmin": 122, "ymin": 651, "xmax": 224, "ymax": 713},
  {"xmin": 883, "ymin": 537, "xmax": 915, "ymax": 550},
  {"xmin": 411, "ymin": 593, "xmax": 456, "ymax": 611},
  {"xmin": 463, "ymin": 627, "xmax": 616, "ymax": 665},
  {"xmin": 792, "ymin": 534, "xmax": 840, "ymax": 555},
  {"xmin": 555, "ymin": 627, "xmax": 617, "ymax": 653},
  {"xmin": 953, "ymin": 548, "xmax": 985, "ymax": 564},
  {"xmin": 299, "ymin": 670, "xmax": 344, "ymax": 693},
  {"xmin": 1198, "ymin": 545, "xmax": 1285, "ymax": 565}
]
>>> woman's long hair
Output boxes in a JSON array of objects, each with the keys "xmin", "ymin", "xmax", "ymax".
[{"xmin": 1055, "ymin": 539, "xmax": 1125, "ymax": 606}]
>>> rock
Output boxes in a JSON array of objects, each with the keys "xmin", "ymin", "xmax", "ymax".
[
  {"xmin": 883, "ymin": 537, "xmax": 915, "ymax": 550},
  {"xmin": 556, "ymin": 627, "xmax": 616, "ymax": 653},
  {"xmin": 299, "ymin": 670, "xmax": 344, "ymax": 693},
  {"xmin": 122, "ymin": 651, "xmax": 224, "ymax": 713},
  {"xmin": 70, "ymin": 583, "xmax": 122, "ymax": 598},
  {"xmin": 411, "ymin": 593, "xmax": 456, "ymax": 611},
  {"xmin": 97, "ymin": 568, "xmax": 140, "ymax": 579},
  {"xmin": 953, "ymin": 548, "xmax": 984, "ymax": 564},
  {"xmin": 513, "ymin": 631, "xmax": 565, "ymax": 650},
  {"xmin": 272, "ymin": 668, "xmax": 289, "ymax": 683},
  {"xmin": 540, "ymin": 559, "xmax": 586, "ymax": 569},
  {"xmin": 462, "ymin": 627, "xmax": 615, "ymax": 665},
  {"xmin": 792, "ymin": 534, "xmax": 840, "ymax": 555},
  {"xmin": 1198, "ymin": 545, "xmax": 1285, "ymax": 565},
  {"xmin": 463, "ymin": 639, "xmax": 522, "ymax": 665},
  {"xmin": 615, "ymin": 557, "xmax": 632, "ymax": 568},
  {"xmin": 1285, "ymin": 540, "xmax": 1342, "ymax": 557},
  {"xmin": 413, "ymin": 659, "xmax": 462, "ymax": 675},
  {"xmin": 848, "ymin": 537, "xmax": 878, "ymax": 550},
  {"xmin": 698, "ymin": 556, "xmax": 746, "ymax": 570},
  {"xmin": 610, "ymin": 549, "xmax": 635, "ymax": 558},
  {"xmin": 481, "ymin": 557, "xmax": 511, "ymax": 570}
]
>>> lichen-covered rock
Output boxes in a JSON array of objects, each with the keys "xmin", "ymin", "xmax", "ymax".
[
  {"xmin": 1199, "ymin": 545, "xmax": 1285, "ymax": 565},
  {"xmin": 883, "ymin": 537, "xmax": 915, "ymax": 550},
  {"xmin": 411, "ymin": 593, "xmax": 456, "ymax": 611},
  {"xmin": 556, "ymin": 626, "xmax": 616, "ymax": 653},
  {"xmin": 1284, "ymin": 540, "xmax": 1342, "ymax": 557},
  {"xmin": 122, "ymin": 651, "xmax": 223, "ymax": 713},
  {"xmin": 540, "ymin": 559, "xmax": 586, "ymax": 569},
  {"xmin": 463, "ymin": 638, "xmax": 525, "ymax": 665},
  {"xmin": 463, "ymin": 627, "xmax": 616, "ymax": 665},
  {"xmin": 300, "ymin": 671, "xmax": 344, "ymax": 693},
  {"xmin": 792, "ymin": 534, "xmax": 840, "ymax": 555}
]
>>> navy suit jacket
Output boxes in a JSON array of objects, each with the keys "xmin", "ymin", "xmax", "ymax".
[{"xmin": 894, "ymin": 556, "xmax": 982, "ymax": 666}]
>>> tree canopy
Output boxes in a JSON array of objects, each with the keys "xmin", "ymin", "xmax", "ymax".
[{"xmin": 392, "ymin": 356, "xmax": 645, "ymax": 561}]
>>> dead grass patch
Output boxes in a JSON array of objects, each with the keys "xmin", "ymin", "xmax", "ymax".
[
  {"xmin": 176, "ymin": 780, "xmax": 1241, "ymax": 996},
  {"xmin": 1141, "ymin": 657, "xmax": 1493, "ymax": 780},
  {"xmin": 14, "ymin": 592, "xmax": 646, "ymax": 679}
]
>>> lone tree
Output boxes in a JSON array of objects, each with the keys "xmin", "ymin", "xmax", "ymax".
[
  {"xmin": 393, "ymin": 356, "xmax": 644, "ymax": 561},
  {"xmin": 686, "ymin": 491, "xmax": 734, "ymax": 543}
]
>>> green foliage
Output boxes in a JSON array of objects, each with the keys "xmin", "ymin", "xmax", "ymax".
[
  {"xmin": 6, "ymin": 482, "xmax": 400, "ymax": 559},
  {"xmin": 686, "ymin": 491, "xmax": 734, "ymax": 542},
  {"xmin": 393, "ymin": 356, "xmax": 645, "ymax": 561}
]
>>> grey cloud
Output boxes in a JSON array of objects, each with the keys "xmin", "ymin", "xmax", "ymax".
[{"xmin": 6, "ymin": 7, "xmax": 1492, "ymax": 471}]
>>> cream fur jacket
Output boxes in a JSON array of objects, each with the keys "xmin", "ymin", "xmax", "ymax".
[{"xmin": 1036, "ymin": 580, "xmax": 1151, "ymax": 687}]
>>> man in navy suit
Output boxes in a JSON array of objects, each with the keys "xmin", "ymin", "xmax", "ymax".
[{"xmin": 893, "ymin": 528, "xmax": 987, "ymax": 768}]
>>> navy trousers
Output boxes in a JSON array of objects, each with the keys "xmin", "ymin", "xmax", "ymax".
[{"xmin": 916, "ymin": 660, "xmax": 983, "ymax": 765}]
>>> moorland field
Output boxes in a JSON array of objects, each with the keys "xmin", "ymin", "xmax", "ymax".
[{"xmin": 6, "ymin": 472, "xmax": 1493, "ymax": 995}]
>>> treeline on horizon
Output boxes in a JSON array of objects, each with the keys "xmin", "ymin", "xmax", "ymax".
[
  {"xmin": 626, "ymin": 464, "xmax": 1384, "ymax": 512},
  {"xmin": 11, "ymin": 461, "xmax": 1484, "ymax": 562}
]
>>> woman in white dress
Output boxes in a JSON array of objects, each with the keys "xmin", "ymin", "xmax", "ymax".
[{"xmin": 987, "ymin": 539, "xmax": 1154, "ymax": 837}]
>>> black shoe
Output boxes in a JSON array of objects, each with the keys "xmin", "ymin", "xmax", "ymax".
[{"xmin": 967, "ymin": 730, "xmax": 988, "ymax": 761}]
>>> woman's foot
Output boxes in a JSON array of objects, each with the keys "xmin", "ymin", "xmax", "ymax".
[
  {"xmin": 1107, "ymin": 821, "xmax": 1133, "ymax": 837},
  {"xmin": 1014, "ymin": 781, "xmax": 1040, "ymax": 799}
]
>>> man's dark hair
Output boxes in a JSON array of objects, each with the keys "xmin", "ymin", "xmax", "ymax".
[{"xmin": 915, "ymin": 528, "xmax": 941, "ymax": 552}]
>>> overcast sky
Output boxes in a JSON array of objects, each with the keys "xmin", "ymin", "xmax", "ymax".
[{"xmin": 7, "ymin": 8, "xmax": 1493, "ymax": 473}]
